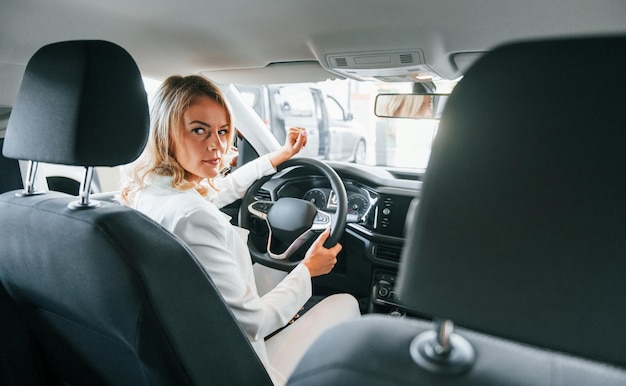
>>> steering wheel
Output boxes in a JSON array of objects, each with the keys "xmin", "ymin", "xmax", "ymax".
[{"xmin": 239, "ymin": 157, "xmax": 347, "ymax": 271}]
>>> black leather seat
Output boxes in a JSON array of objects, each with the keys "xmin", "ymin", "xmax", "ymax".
[
  {"xmin": 0, "ymin": 40, "xmax": 272, "ymax": 385},
  {"xmin": 1, "ymin": 122, "xmax": 46, "ymax": 386},
  {"xmin": 288, "ymin": 35, "xmax": 626, "ymax": 385}
]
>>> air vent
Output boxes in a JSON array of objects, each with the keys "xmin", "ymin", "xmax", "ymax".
[
  {"xmin": 399, "ymin": 53, "xmax": 413, "ymax": 64},
  {"xmin": 255, "ymin": 188, "xmax": 272, "ymax": 201},
  {"xmin": 372, "ymin": 244, "xmax": 403, "ymax": 263},
  {"xmin": 334, "ymin": 57, "xmax": 348, "ymax": 67}
]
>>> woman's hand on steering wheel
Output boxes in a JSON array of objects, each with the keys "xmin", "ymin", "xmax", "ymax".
[{"xmin": 302, "ymin": 228, "xmax": 342, "ymax": 277}]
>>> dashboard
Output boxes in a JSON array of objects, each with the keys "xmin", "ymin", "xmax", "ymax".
[
  {"xmin": 246, "ymin": 161, "xmax": 423, "ymax": 316},
  {"xmin": 265, "ymin": 164, "xmax": 421, "ymax": 240},
  {"xmin": 252, "ymin": 161, "xmax": 423, "ymax": 238}
]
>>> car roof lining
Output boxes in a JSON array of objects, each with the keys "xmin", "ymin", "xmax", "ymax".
[{"xmin": 0, "ymin": 0, "xmax": 625, "ymax": 106}]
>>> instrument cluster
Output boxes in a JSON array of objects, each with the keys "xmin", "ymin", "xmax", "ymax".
[{"xmin": 302, "ymin": 181, "xmax": 377, "ymax": 224}]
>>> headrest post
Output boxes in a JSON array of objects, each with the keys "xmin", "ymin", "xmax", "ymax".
[
  {"xmin": 25, "ymin": 160, "xmax": 38, "ymax": 194},
  {"xmin": 409, "ymin": 318, "xmax": 475, "ymax": 375},
  {"xmin": 80, "ymin": 166, "xmax": 94, "ymax": 206},
  {"xmin": 15, "ymin": 160, "xmax": 45, "ymax": 197},
  {"xmin": 434, "ymin": 318, "xmax": 454, "ymax": 356},
  {"xmin": 68, "ymin": 166, "xmax": 100, "ymax": 209}
]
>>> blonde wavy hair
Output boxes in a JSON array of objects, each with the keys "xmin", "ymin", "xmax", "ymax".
[
  {"xmin": 119, "ymin": 75, "xmax": 237, "ymax": 205},
  {"xmin": 379, "ymin": 94, "xmax": 429, "ymax": 118}
]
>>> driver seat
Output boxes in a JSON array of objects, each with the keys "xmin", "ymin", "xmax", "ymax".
[{"xmin": 0, "ymin": 40, "xmax": 273, "ymax": 385}]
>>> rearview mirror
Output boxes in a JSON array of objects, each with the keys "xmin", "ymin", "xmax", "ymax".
[{"xmin": 375, "ymin": 93, "xmax": 449, "ymax": 119}]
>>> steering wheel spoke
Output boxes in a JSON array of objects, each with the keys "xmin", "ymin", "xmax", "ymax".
[{"xmin": 267, "ymin": 229, "xmax": 316, "ymax": 260}]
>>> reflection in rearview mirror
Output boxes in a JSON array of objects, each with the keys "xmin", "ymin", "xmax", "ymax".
[{"xmin": 375, "ymin": 93, "xmax": 449, "ymax": 119}]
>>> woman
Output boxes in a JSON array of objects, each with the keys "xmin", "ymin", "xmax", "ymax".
[{"xmin": 120, "ymin": 75, "xmax": 360, "ymax": 385}]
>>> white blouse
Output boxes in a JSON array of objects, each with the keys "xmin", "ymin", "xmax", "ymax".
[{"xmin": 130, "ymin": 155, "xmax": 312, "ymax": 384}]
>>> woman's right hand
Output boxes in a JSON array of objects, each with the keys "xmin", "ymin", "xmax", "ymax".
[
  {"xmin": 268, "ymin": 127, "xmax": 307, "ymax": 168},
  {"xmin": 301, "ymin": 228, "xmax": 342, "ymax": 277}
]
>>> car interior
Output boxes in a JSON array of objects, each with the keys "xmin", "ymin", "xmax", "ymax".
[{"xmin": 1, "ymin": 1, "xmax": 625, "ymax": 385}]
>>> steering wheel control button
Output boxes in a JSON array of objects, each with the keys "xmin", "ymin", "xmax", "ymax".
[
  {"xmin": 255, "ymin": 202, "xmax": 272, "ymax": 213},
  {"xmin": 314, "ymin": 213, "xmax": 329, "ymax": 223},
  {"xmin": 248, "ymin": 201, "xmax": 274, "ymax": 219}
]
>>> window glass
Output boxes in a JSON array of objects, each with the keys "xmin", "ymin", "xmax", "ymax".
[
  {"xmin": 325, "ymin": 96, "xmax": 345, "ymax": 121},
  {"xmin": 275, "ymin": 85, "xmax": 314, "ymax": 118},
  {"xmin": 235, "ymin": 79, "xmax": 458, "ymax": 169}
]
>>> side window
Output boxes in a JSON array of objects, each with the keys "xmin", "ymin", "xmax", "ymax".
[
  {"xmin": 239, "ymin": 91, "xmax": 261, "ymax": 117},
  {"xmin": 274, "ymin": 85, "xmax": 315, "ymax": 118},
  {"xmin": 235, "ymin": 85, "xmax": 265, "ymax": 120},
  {"xmin": 325, "ymin": 95, "xmax": 346, "ymax": 121}
]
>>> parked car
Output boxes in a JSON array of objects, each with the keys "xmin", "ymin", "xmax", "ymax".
[{"xmin": 236, "ymin": 83, "xmax": 367, "ymax": 163}]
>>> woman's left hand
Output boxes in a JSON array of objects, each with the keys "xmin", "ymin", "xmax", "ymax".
[{"xmin": 269, "ymin": 127, "xmax": 308, "ymax": 167}]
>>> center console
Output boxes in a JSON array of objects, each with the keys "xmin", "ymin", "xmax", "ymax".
[{"xmin": 369, "ymin": 270, "xmax": 406, "ymax": 316}]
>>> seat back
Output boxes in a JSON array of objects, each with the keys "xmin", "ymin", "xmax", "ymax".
[
  {"xmin": 288, "ymin": 35, "xmax": 626, "ymax": 385},
  {"xmin": 0, "ymin": 40, "xmax": 272, "ymax": 385},
  {"xmin": 396, "ymin": 35, "xmax": 626, "ymax": 368}
]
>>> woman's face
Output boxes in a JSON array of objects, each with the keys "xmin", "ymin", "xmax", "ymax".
[{"xmin": 173, "ymin": 95, "xmax": 230, "ymax": 182}]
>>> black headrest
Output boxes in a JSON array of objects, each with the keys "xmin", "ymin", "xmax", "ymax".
[
  {"xmin": 2, "ymin": 40, "xmax": 149, "ymax": 166},
  {"xmin": 396, "ymin": 35, "xmax": 626, "ymax": 367}
]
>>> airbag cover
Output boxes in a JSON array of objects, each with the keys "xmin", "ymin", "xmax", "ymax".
[{"xmin": 267, "ymin": 198, "xmax": 317, "ymax": 244}]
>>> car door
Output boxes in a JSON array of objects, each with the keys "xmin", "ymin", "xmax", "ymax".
[
  {"xmin": 323, "ymin": 93, "xmax": 364, "ymax": 161},
  {"xmin": 269, "ymin": 85, "xmax": 320, "ymax": 158}
]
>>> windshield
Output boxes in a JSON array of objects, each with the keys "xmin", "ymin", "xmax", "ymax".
[{"xmin": 235, "ymin": 79, "xmax": 457, "ymax": 170}]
